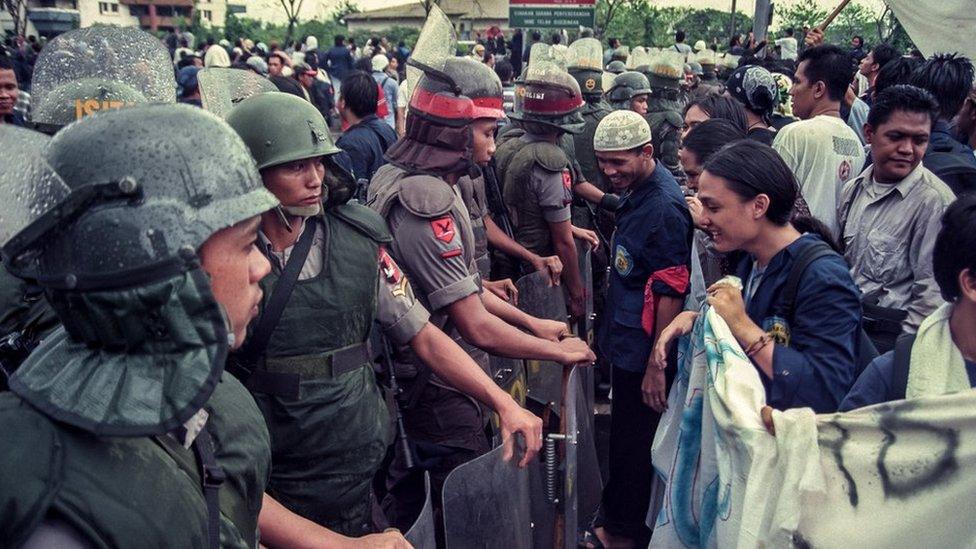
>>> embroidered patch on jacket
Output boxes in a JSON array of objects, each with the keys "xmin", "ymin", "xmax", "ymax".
[
  {"xmin": 378, "ymin": 247, "xmax": 402, "ymax": 284},
  {"xmin": 430, "ymin": 216, "xmax": 456, "ymax": 243},
  {"xmin": 614, "ymin": 244, "xmax": 633, "ymax": 276},
  {"xmin": 763, "ymin": 316, "xmax": 791, "ymax": 347}
]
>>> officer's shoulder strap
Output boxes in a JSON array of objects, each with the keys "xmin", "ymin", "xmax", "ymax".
[
  {"xmin": 890, "ymin": 333, "xmax": 917, "ymax": 401},
  {"xmin": 330, "ymin": 202, "xmax": 393, "ymax": 243},
  {"xmin": 398, "ymin": 174, "xmax": 457, "ymax": 218},
  {"xmin": 526, "ymin": 140, "xmax": 570, "ymax": 172}
]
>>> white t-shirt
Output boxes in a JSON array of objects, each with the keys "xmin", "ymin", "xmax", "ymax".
[
  {"xmin": 775, "ymin": 37, "xmax": 798, "ymax": 60},
  {"xmin": 772, "ymin": 115, "xmax": 866, "ymax": 238},
  {"xmin": 673, "ymin": 43, "xmax": 693, "ymax": 55}
]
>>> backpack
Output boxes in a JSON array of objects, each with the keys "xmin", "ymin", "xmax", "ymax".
[
  {"xmin": 777, "ymin": 240, "xmax": 879, "ymax": 377},
  {"xmin": 888, "ymin": 333, "xmax": 917, "ymax": 401}
]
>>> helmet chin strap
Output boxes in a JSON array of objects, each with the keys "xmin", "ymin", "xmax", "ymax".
[{"xmin": 282, "ymin": 203, "xmax": 322, "ymax": 217}]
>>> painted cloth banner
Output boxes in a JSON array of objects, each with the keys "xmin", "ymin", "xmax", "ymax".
[
  {"xmin": 649, "ymin": 307, "xmax": 976, "ymax": 548},
  {"xmin": 884, "ymin": 0, "xmax": 976, "ymax": 61}
]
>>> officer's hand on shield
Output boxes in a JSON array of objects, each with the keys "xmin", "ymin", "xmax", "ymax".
[
  {"xmin": 483, "ymin": 278, "xmax": 519, "ymax": 305},
  {"xmin": 530, "ymin": 254, "xmax": 563, "ymax": 287},
  {"xmin": 572, "ymin": 226, "xmax": 600, "ymax": 251},
  {"xmin": 498, "ymin": 401, "xmax": 544, "ymax": 467},
  {"xmin": 530, "ymin": 317, "xmax": 572, "ymax": 342},
  {"xmin": 568, "ymin": 289, "xmax": 587, "ymax": 319},
  {"xmin": 555, "ymin": 336, "xmax": 596, "ymax": 366},
  {"xmin": 650, "ymin": 310, "xmax": 699, "ymax": 370},
  {"xmin": 350, "ymin": 531, "xmax": 413, "ymax": 549}
]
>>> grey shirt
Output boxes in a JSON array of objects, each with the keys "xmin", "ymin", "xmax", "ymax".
[
  {"xmin": 259, "ymin": 217, "xmax": 430, "ymax": 344},
  {"xmin": 838, "ymin": 163, "xmax": 954, "ymax": 332},
  {"xmin": 519, "ymin": 135, "xmax": 573, "ymax": 223}
]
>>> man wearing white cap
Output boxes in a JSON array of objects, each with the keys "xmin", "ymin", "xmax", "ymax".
[{"xmin": 371, "ymin": 54, "xmax": 397, "ymax": 129}]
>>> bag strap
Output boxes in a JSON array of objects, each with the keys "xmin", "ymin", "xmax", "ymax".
[
  {"xmin": 236, "ymin": 217, "xmax": 318, "ymax": 368},
  {"xmin": 191, "ymin": 425, "xmax": 226, "ymax": 549},
  {"xmin": 779, "ymin": 240, "xmax": 834, "ymax": 322},
  {"xmin": 890, "ymin": 333, "xmax": 916, "ymax": 401}
]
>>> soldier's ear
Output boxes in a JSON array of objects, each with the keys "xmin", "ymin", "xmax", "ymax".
[{"xmin": 640, "ymin": 143, "xmax": 654, "ymax": 158}]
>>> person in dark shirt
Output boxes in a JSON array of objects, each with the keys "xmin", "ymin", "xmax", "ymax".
[
  {"xmin": 656, "ymin": 141, "xmax": 862, "ymax": 413},
  {"xmin": 909, "ymin": 53, "xmax": 976, "ymax": 195},
  {"xmin": 322, "ymin": 35, "xmax": 354, "ymax": 103},
  {"xmin": 336, "ymin": 70, "xmax": 397, "ymax": 185}
]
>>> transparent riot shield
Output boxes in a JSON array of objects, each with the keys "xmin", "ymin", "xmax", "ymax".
[
  {"xmin": 31, "ymin": 26, "xmax": 176, "ymax": 131},
  {"xmin": 568, "ymin": 38, "xmax": 603, "ymax": 72},
  {"xmin": 626, "ymin": 47, "xmax": 653, "ymax": 71},
  {"xmin": 516, "ymin": 270, "xmax": 568, "ymax": 408},
  {"xmin": 489, "ymin": 354, "xmax": 528, "ymax": 446},
  {"xmin": 405, "ymin": 472, "xmax": 436, "ymax": 549},
  {"xmin": 404, "ymin": 4, "xmax": 457, "ymax": 108},
  {"xmin": 442, "ymin": 438, "xmax": 533, "ymax": 548},
  {"xmin": 197, "ymin": 68, "xmax": 278, "ymax": 119}
]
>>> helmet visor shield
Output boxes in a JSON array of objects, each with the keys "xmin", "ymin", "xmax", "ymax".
[
  {"xmin": 568, "ymin": 38, "xmax": 603, "ymax": 71},
  {"xmin": 405, "ymin": 3, "xmax": 457, "ymax": 104},
  {"xmin": 198, "ymin": 68, "xmax": 278, "ymax": 119},
  {"xmin": 31, "ymin": 27, "xmax": 176, "ymax": 128}
]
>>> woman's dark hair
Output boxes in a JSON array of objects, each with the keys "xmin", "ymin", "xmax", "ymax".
[
  {"xmin": 682, "ymin": 119, "xmax": 745, "ymax": 165},
  {"xmin": 354, "ymin": 56, "xmax": 372, "ymax": 73},
  {"xmin": 791, "ymin": 215, "xmax": 841, "ymax": 253},
  {"xmin": 933, "ymin": 194, "xmax": 976, "ymax": 302},
  {"xmin": 685, "ymin": 95, "xmax": 749, "ymax": 132},
  {"xmin": 702, "ymin": 140, "xmax": 798, "ymax": 225}
]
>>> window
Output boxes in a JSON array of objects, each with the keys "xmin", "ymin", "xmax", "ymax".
[
  {"xmin": 97, "ymin": 1, "xmax": 117, "ymax": 14},
  {"xmin": 202, "ymin": 9, "xmax": 211, "ymax": 21}
]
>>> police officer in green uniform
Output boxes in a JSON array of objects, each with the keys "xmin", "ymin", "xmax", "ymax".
[
  {"xmin": 495, "ymin": 57, "xmax": 592, "ymax": 318},
  {"xmin": 639, "ymin": 52, "xmax": 686, "ymax": 181},
  {"xmin": 367, "ymin": 50, "xmax": 595, "ymax": 534},
  {"xmin": 0, "ymin": 107, "xmax": 279, "ymax": 548},
  {"xmin": 606, "ymin": 71, "xmax": 653, "ymax": 114},
  {"xmin": 224, "ymin": 92, "xmax": 542, "ymax": 539},
  {"xmin": 568, "ymin": 37, "xmax": 613, "ymax": 199}
]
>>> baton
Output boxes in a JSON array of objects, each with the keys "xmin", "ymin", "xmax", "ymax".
[{"xmin": 816, "ymin": 0, "xmax": 854, "ymax": 32}]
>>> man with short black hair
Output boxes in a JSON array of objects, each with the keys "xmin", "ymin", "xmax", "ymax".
[
  {"xmin": 841, "ymin": 194, "xmax": 976, "ymax": 410},
  {"xmin": 773, "ymin": 45, "xmax": 866, "ymax": 236},
  {"xmin": 858, "ymin": 43, "xmax": 900, "ymax": 106},
  {"xmin": 775, "ymin": 28, "xmax": 798, "ymax": 61},
  {"xmin": 0, "ymin": 56, "xmax": 25, "ymax": 126},
  {"xmin": 672, "ymin": 30, "xmax": 692, "ymax": 55},
  {"xmin": 323, "ymin": 35, "xmax": 354, "ymax": 103},
  {"xmin": 839, "ymin": 85, "xmax": 954, "ymax": 352},
  {"xmin": 909, "ymin": 53, "xmax": 976, "ymax": 195},
  {"xmin": 337, "ymin": 70, "xmax": 398, "ymax": 184}
]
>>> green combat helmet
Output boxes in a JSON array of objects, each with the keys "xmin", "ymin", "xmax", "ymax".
[
  {"xmin": 605, "ymin": 71, "xmax": 652, "ymax": 111},
  {"xmin": 1, "ymin": 105, "xmax": 278, "ymax": 436},
  {"xmin": 593, "ymin": 110, "xmax": 652, "ymax": 152},
  {"xmin": 30, "ymin": 26, "xmax": 176, "ymax": 134},
  {"xmin": 227, "ymin": 92, "xmax": 355, "ymax": 212},
  {"xmin": 568, "ymin": 37, "xmax": 605, "ymax": 99}
]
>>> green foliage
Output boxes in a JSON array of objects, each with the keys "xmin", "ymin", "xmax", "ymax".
[
  {"xmin": 598, "ymin": 1, "xmax": 750, "ymax": 49},
  {"xmin": 773, "ymin": 0, "xmax": 916, "ymax": 53}
]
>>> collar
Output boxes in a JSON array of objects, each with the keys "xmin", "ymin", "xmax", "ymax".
[
  {"xmin": 853, "ymin": 162, "xmax": 924, "ymax": 200},
  {"xmin": 620, "ymin": 163, "xmax": 663, "ymax": 206},
  {"xmin": 348, "ymin": 114, "xmax": 381, "ymax": 130}
]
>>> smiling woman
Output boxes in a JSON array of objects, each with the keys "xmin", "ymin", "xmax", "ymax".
[{"xmin": 662, "ymin": 140, "xmax": 863, "ymax": 413}]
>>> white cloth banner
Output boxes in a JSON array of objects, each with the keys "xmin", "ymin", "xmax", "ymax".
[
  {"xmin": 649, "ymin": 307, "xmax": 976, "ymax": 548},
  {"xmin": 884, "ymin": 0, "xmax": 976, "ymax": 61}
]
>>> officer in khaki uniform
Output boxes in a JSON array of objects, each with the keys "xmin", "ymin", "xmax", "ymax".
[
  {"xmin": 494, "ymin": 55, "xmax": 594, "ymax": 318},
  {"xmin": 225, "ymin": 92, "xmax": 542, "ymax": 540},
  {"xmin": 367, "ymin": 52, "xmax": 595, "ymax": 534}
]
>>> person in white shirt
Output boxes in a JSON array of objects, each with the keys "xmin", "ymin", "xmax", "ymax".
[
  {"xmin": 774, "ymin": 28, "xmax": 798, "ymax": 61},
  {"xmin": 773, "ymin": 45, "xmax": 865, "ymax": 238},
  {"xmin": 672, "ymin": 30, "xmax": 693, "ymax": 55}
]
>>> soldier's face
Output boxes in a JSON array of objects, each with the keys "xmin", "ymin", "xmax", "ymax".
[
  {"xmin": 596, "ymin": 144, "xmax": 654, "ymax": 191},
  {"xmin": 199, "ymin": 217, "xmax": 270, "ymax": 349},
  {"xmin": 261, "ymin": 157, "xmax": 325, "ymax": 208},
  {"xmin": 630, "ymin": 94, "xmax": 648, "ymax": 115},
  {"xmin": 471, "ymin": 119, "xmax": 497, "ymax": 165}
]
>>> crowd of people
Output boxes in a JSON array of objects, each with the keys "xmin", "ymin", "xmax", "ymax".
[{"xmin": 1, "ymin": 12, "xmax": 976, "ymax": 549}]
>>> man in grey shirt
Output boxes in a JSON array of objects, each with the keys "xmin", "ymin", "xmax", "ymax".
[{"xmin": 839, "ymin": 86, "xmax": 954, "ymax": 352}]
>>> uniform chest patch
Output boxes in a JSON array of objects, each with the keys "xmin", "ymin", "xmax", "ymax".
[
  {"xmin": 561, "ymin": 169, "xmax": 573, "ymax": 191},
  {"xmin": 378, "ymin": 247, "xmax": 402, "ymax": 284},
  {"xmin": 763, "ymin": 316, "xmax": 791, "ymax": 347},
  {"xmin": 614, "ymin": 244, "xmax": 633, "ymax": 276},
  {"xmin": 584, "ymin": 78, "xmax": 596, "ymax": 91},
  {"xmin": 431, "ymin": 216, "xmax": 456, "ymax": 243}
]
